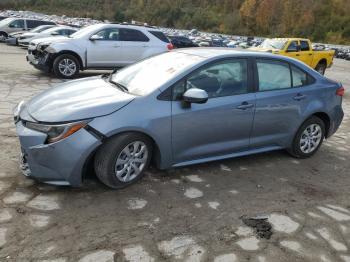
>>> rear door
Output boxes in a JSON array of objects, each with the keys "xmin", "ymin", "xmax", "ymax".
[
  {"xmin": 86, "ymin": 27, "xmax": 123, "ymax": 68},
  {"xmin": 171, "ymin": 58, "xmax": 256, "ymax": 164},
  {"xmin": 250, "ymin": 59, "xmax": 312, "ymax": 148},
  {"xmin": 119, "ymin": 28, "xmax": 150, "ymax": 64},
  {"xmin": 299, "ymin": 40, "xmax": 313, "ymax": 66}
]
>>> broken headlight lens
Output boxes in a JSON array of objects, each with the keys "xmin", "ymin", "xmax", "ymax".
[
  {"xmin": 36, "ymin": 43, "xmax": 49, "ymax": 51},
  {"xmin": 25, "ymin": 120, "xmax": 90, "ymax": 144}
]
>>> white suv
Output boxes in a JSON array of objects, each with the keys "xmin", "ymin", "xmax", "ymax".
[{"xmin": 27, "ymin": 23, "xmax": 173, "ymax": 78}]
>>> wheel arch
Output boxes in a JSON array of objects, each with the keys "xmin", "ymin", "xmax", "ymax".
[
  {"xmin": 298, "ymin": 111, "xmax": 330, "ymax": 138},
  {"xmin": 316, "ymin": 58, "xmax": 327, "ymax": 67},
  {"xmin": 81, "ymin": 130, "xmax": 162, "ymax": 183},
  {"xmin": 51, "ymin": 50, "xmax": 84, "ymax": 70},
  {"xmin": 312, "ymin": 112, "xmax": 331, "ymax": 137}
]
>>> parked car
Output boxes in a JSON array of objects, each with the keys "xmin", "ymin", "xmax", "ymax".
[
  {"xmin": 26, "ymin": 23, "xmax": 173, "ymax": 78},
  {"xmin": 168, "ymin": 35, "xmax": 198, "ymax": 48},
  {"xmin": 251, "ymin": 38, "xmax": 335, "ymax": 74},
  {"xmin": 18, "ymin": 26, "xmax": 78, "ymax": 47},
  {"xmin": 6, "ymin": 24, "xmax": 56, "ymax": 46},
  {"xmin": 14, "ymin": 49, "xmax": 344, "ymax": 188},
  {"xmin": 227, "ymin": 41, "xmax": 238, "ymax": 48},
  {"xmin": 0, "ymin": 17, "xmax": 56, "ymax": 41}
]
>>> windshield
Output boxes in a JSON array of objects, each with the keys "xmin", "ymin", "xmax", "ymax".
[
  {"xmin": 259, "ymin": 39, "xmax": 287, "ymax": 50},
  {"xmin": 31, "ymin": 25, "xmax": 53, "ymax": 33},
  {"xmin": 112, "ymin": 51, "xmax": 205, "ymax": 96},
  {"xmin": 0, "ymin": 18, "xmax": 13, "ymax": 27}
]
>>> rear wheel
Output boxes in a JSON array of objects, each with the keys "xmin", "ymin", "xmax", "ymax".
[
  {"xmin": 315, "ymin": 62, "xmax": 326, "ymax": 75},
  {"xmin": 94, "ymin": 133, "xmax": 153, "ymax": 189},
  {"xmin": 288, "ymin": 116, "xmax": 325, "ymax": 158},
  {"xmin": 52, "ymin": 54, "xmax": 80, "ymax": 79}
]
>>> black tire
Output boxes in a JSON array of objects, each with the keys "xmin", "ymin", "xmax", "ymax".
[
  {"xmin": 315, "ymin": 62, "xmax": 326, "ymax": 75},
  {"xmin": 288, "ymin": 116, "xmax": 325, "ymax": 159},
  {"xmin": 94, "ymin": 133, "xmax": 153, "ymax": 189},
  {"xmin": 0, "ymin": 32, "xmax": 7, "ymax": 41},
  {"xmin": 52, "ymin": 54, "xmax": 80, "ymax": 79}
]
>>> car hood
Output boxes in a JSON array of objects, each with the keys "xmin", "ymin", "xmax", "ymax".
[
  {"xmin": 9, "ymin": 31, "xmax": 25, "ymax": 37},
  {"xmin": 21, "ymin": 32, "xmax": 38, "ymax": 38},
  {"xmin": 26, "ymin": 76, "xmax": 135, "ymax": 123},
  {"xmin": 30, "ymin": 36, "xmax": 69, "ymax": 46}
]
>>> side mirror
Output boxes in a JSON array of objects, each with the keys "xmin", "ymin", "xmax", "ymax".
[
  {"xmin": 183, "ymin": 88, "xmax": 208, "ymax": 104},
  {"xmin": 90, "ymin": 34, "xmax": 103, "ymax": 41}
]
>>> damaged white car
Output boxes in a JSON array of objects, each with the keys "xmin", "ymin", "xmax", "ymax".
[{"xmin": 26, "ymin": 23, "xmax": 173, "ymax": 78}]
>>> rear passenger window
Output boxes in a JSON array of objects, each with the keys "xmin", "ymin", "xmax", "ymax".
[
  {"xmin": 149, "ymin": 31, "xmax": 169, "ymax": 43},
  {"xmin": 120, "ymin": 29, "xmax": 149, "ymax": 42},
  {"xmin": 291, "ymin": 65, "xmax": 307, "ymax": 87},
  {"xmin": 257, "ymin": 60, "xmax": 291, "ymax": 91},
  {"xmin": 300, "ymin": 41, "xmax": 310, "ymax": 51}
]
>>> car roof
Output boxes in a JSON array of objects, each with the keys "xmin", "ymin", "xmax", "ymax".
[
  {"xmin": 83, "ymin": 23, "xmax": 161, "ymax": 32},
  {"xmin": 172, "ymin": 48, "xmax": 272, "ymax": 58},
  {"xmin": 172, "ymin": 48, "xmax": 313, "ymax": 67}
]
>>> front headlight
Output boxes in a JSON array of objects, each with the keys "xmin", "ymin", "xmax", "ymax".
[
  {"xmin": 37, "ymin": 43, "xmax": 49, "ymax": 51},
  {"xmin": 13, "ymin": 101, "xmax": 25, "ymax": 123},
  {"xmin": 25, "ymin": 120, "xmax": 90, "ymax": 144}
]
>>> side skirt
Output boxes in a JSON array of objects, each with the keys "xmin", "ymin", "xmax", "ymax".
[{"xmin": 172, "ymin": 146, "xmax": 283, "ymax": 168}]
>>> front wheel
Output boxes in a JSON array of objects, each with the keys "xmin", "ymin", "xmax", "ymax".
[
  {"xmin": 288, "ymin": 116, "xmax": 325, "ymax": 158},
  {"xmin": 52, "ymin": 54, "xmax": 80, "ymax": 79},
  {"xmin": 94, "ymin": 133, "xmax": 153, "ymax": 189},
  {"xmin": 0, "ymin": 32, "xmax": 7, "ymax": 41}
]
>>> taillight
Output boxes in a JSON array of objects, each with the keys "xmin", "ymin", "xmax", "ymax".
[
  {"xmin": 167, "ymin": 43, "xmax": 174, "ymax": 50},
  {"xmin": 336, "ymin": 86, "xmax": 345, "ymax": 96}
]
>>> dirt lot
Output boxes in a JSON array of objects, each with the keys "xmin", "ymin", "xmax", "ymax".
[{"xmin": 0, "ymin": 44, "xmax": 350, "ymax": 262}]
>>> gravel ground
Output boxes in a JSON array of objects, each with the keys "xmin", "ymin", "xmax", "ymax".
[{"xmin": 0, "ymin": 44, "xmax": 350, "ymax": 262}]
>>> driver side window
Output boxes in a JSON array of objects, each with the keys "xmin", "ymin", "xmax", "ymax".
[
  {"xmin": 9, "ymin": 19, "xmax": 24, "ymax": 28},
  {"xmin": 287, "ymin": 41, "xmax": 299, "ymax": 52},
  {"xmin": 93, "ymin": 28, "xmax": 120, "ymax": 41},
  {"xmin": 173, "ymin": 59, "xmax": 248, "ymax": 100}
]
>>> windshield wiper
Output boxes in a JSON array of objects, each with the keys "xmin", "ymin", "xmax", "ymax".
[
  {"xmin": 269, "ymin": 44, "xmax": 279, "ymax": 49},
  {"xmin": 108, "ymin": 75, "xmax": 129, "ymax": 92}
]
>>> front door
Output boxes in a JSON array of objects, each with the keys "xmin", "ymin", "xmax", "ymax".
[
  {"xmin": 86, "ymin": 28, "xmax": 123, "ymax": 68},
  {"xmin": 285, "ymin": 40, "xmax": 301, "ymax": 61},
  {"xmin": 171, "ymin": 58, "xmax": 256, "ymax": 164}
]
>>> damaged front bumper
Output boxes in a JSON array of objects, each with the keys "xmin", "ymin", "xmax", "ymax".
[
  {"xmin": 14, "ymin": 103, "xmax": 102, "ymax": 186},
  {"xmin": 26, "ymin": 48, "xmax": 52, "ymax": 73}
]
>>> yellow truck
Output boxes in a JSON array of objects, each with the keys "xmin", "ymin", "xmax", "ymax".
[{"xmin": 250, "ymin": 38, "xmax": 335, "ymax": 75}]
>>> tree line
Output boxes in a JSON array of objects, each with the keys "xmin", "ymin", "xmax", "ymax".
[{"xmin": 1, "ymin": 0, "xmax": 350, "ymax": 44}]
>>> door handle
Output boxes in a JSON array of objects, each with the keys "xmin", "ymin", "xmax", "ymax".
[
  {"xmin": 293, "ymin": 94, "xmax": 307, "ymax": 101},
  {"xmin": 236, "ymin": 102, "xmax": 254, "ymax": 110},
  {"xmin": 296, "ymin": 54, "xmax": 300, "ymax": 56},
  {"xmin": 308, "ymin": 53, "xmax": 312, "ymax": 56},
  {"xmin": 113, "ymin": 45, "xmax": 120, "ymax": 48}
]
